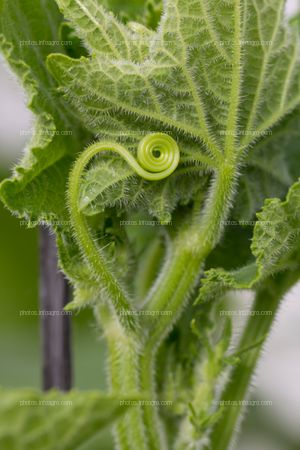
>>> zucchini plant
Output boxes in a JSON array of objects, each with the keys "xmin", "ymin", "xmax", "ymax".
[{"xmin": 1, "ymin": 0, "xmax": 300, "ymax": 449}]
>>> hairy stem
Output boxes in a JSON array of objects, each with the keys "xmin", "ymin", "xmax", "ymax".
[
  {"xmin": 138, "ymin": 162, "xmax": 239, "ymax": 450},
  {"xmin": 210, "ymin": 270, "xmax": 300, "ymax": 450},
  {"xmin": 140, "ymin": 248, "xmax": 204, "ymax": 450},
  {"xmin": 95, "ymin": 304, "xmax": 148, "ymax": 450},
  {"xmin": 68, "ymin": 144, "xmax": 135, "ymax": 330}
]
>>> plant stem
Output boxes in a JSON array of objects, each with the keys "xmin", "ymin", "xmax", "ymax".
[
  {"xmin": 210, "ymin": 270, "xmax": 300, "ymax": 450},
  {"xmin": 138, "ymin": 162, "xmax": 239, "ymax": 450},
  {"xmin": 146, "ymin": 161, "xmax": 238, "ymax": 315},
  {"xmin": 140, "ymin": 248, "xmax": 204, "ymax": 450},
  {"xmin": 68, "ymin": 144, "xmax": 136, "ymax": 331},
  {"xmin": 95, "ymin": 305, "xmax": 148, "ymax": 450}
]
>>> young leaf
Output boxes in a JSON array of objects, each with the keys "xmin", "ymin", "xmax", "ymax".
[
  {"xmin": 79, "ymin": 158, "xmax": 206, "ymax": 221},
  {"xmin": 197, "ymin": 179, "xmax": 300, "ymax": 303}
]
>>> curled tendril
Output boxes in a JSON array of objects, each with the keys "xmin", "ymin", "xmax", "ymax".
[
  {"xmin": 72, "ymin": 132, "xmax": 180, "ymax": 182},
  {"xmin": 137, "ymin": 133, "xmax": 180, "ymax": 180},
  {"xmin": 67, "ymin": 133, "xmax": 180, "ymax": 329}
]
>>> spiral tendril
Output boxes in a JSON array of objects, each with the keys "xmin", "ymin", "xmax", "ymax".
[
  {"xmin": 67, "ymin": 133, "xmax": 180, "ymax": 329},
  {"xmin": 74, "ymin": 132, "xmax": 180, "ymax": 181},
  {"xmin": 137, "ymin": 133, "xmax": 180, "ymax": 180}
]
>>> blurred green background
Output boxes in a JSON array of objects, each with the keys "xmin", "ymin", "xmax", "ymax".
[{"xmin": 1, "ymin": 1, "xmax": 300, "ymax": 449}]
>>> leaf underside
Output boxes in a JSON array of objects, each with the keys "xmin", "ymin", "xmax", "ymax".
[{"xmin": 1, "ymin": 0, "xmax": 299, "ymax": 226}]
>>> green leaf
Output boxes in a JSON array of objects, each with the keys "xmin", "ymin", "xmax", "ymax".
[
  {"xmin": 79, "ymin": 157, "xmax": 206, "ymax": 221},
  {"xmin": 0, "ymin": 388, "xmax": 137, "ymax": 450},
  {"xmin": 56, "ymin": 211, "xmax": 136, "ymax": 312},
  {"xmin": 0, "ymin": 0, "xmax": 88, "ymax": 221},
  {"xmin": 48, "ymin": 0, "xmax": 300, "ymax": 148},
  {"xmin": 252, "ymin": 180, "xmax": 300, "ymax": 274},
  {"xmin": 56, "ymin": 229, "xmax": 99, "ymax": 309},
  {"xmin": 196, "ymin": 263, "xmax": 258, "ymax": 304},
  {"xmin": 79, "ymin": 157, "xmax": 135, "ymax": 215},
  {"xmin": 2, "ymin": 0, "xmax": 300, "ymax": 224},
  {"xmin": 45, "ymin": 0, "xmax": 300, "ymax": 225},
  {"xmin": 197, "ymin": 180, "xmax": 300, "ymax": 303}
]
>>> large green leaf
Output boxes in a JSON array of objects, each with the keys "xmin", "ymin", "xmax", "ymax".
[
  {"xmin": 0, "ymin": 388, "xmax": 137, "ymax": 450},
  {"xmin": 1, "ymin": 0, "xmax": 300, "ymax": 224},
  {"xmin": 46, "ymin": 0, "xmax": 300, "ymax": 224},
  {"xmin": 48, "ymin": 0, "xmax": 300, "ymax": 147},
  {"xmin": 0, "ymin": 0, "xmax": 88, "ymax": 221}
]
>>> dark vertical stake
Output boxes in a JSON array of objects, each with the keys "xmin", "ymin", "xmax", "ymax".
[{"xmin": 40, "ymin": 227, "xmax": 72, "ymax": 391}]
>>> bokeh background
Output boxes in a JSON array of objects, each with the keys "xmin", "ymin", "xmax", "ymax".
[{"xmin": 0, "ymin": 1, "xmax": 299, "ymax": 449}]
